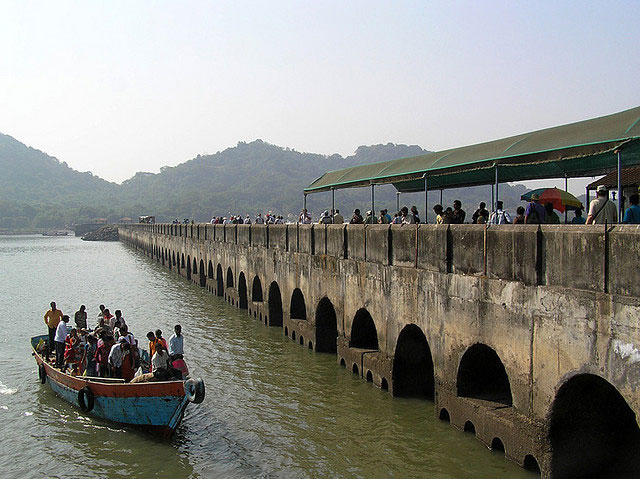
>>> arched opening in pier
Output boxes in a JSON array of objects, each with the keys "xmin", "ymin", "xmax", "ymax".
[
  {"xmin": 549, "ymin": 374, "xmax": 640, "ymax": 478},
  {"xmin": 439, "ymin": 408, "xmax": 450, "ymax": 422},
  {"xmin": 192, "ymin": 257, "xmax": 198, "ymax": 276},
  {"xmin": 238, "ymin": 272, "xmax": 248, "ymax": 309},
  {"xmin": 392, "ymin": 324, "xmax": 434, "ymax": 400},
  {"xmin": 290, "ymin": 288, "xmax": 306, "ymax": 320},
  {"xmin": 172, "ymin": 251, "xmax": 176, "ymax": 267},
  {"xmin": 523, "ymin": 455, "xmax": 540, "ymax": 474},
  {"xmin": 464, "ymin": 421, "xmax": 476, "ymax": 434},
  {"xmin": 456, "ymin": 344, "xmax": 512, "ymax": 406},
  {"xmin": 491, "ymin": 437, "xmax": 505, "ymax": 454},
  {"xmin": 216, "ymin": 264, "xmax": 223, "ymax": 297},
  {"xmin": 226, "ymin": 267, "xmax": 234, "ymax": 288},
  {"xmin": 176, "ymin": 252, "xmax": 180, "ymax": 273},
  {"xmin": 167, "ymin": 250, "xmax": 171, "ymax": 269},
  {"xmin": 199, "ymin": 259, "xmax": 206, "ymax": 287},
  {"xmin": 181, "ymin": 254, "xmax": 185, "ymax": 268},
  {"xmin": 186, "ymin": 255, "xmax": 192, "ymax": 281},
  {"xmin": 349, "ymin": 309, "xmax": 378, "ymax": 350},
  {"xmin": 208, "ymin": 261, "xmax": 213, "ymax": 279},
  {"xmin": 252, "ymin": 276, "xmax": 263, "ymax": 302},
  {"xmin": 315, "ymin": 297, "xmax": 337, "ymax": 354},
  {"xmin": 268, "ymin": 281, "xmax": 283, "ymax": 327},
  {"xmin": 161, "ymin": 249, "xmax": 165, "ymax": 265}
]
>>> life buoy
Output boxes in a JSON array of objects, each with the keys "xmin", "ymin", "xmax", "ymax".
[
  {"xmin": 184, "ymin": 378, "xmax": 205, "ymax": 404},
  {"xmin": 38, "ymin": 364, "xmax": 47, "ymax": 384},
  {"xmin": 78, "ymin": 386, "xmax": 95, "ymax": 412}
]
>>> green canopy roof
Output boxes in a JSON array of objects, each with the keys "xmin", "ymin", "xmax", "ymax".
[{"xmin": 304, "ymin": 106, "xmax": 640, "ymax": 194}]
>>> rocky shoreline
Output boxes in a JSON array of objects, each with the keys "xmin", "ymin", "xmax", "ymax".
[{"xmin": 81, "ymin": 225, "xmax": 119, "ymax": 241}]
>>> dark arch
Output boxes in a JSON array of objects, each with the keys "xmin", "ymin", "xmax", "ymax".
[
  {"xmin": 464, "ymin": 421, "xmax": 476, "ymax": 434},
  {"xmin": 549, "ymin": 374, "xmax": 640, "ymax": 478},
  {"xmin": 216, "ymin": 264, "xmax": 223, "ymax": 297},
  {"xmin": 238, "ymin": 272, "xmax": 248, "ymax": 309},
  {"xmin": 199, "ymin": 259, "xmax": 206, "ymax": 287},
  {"xmin": 523, "ymin": 455, "xmax": 540, "ymax": 474},
  {"xmin": 186, "ymin": 255, "xmax": 192, "ymax": 281},
  {"xmin": 181, "ymin": 253, "xmax": 185, "ymax": 268},
  {"xmin": 226, "ymin": 267, "xmax": 234, "ymax": 288},
  {"xmin": 366, "ymin": 371, "xmax": 373, "ymax": 382},
  {"xmin": 381, "ymin": 378, "xmax": 388, "ymax": 390},
  {"xmin": 192, "ymin": 257, "xmax": 197, "ymax": 275},
  {"xmin": 491, "ymin": 438, "xmax": 505, "ymax": 453},
  {"xmin": 457, "ymin": 343, "xmax": 512, "ymax": 406},
  {"xmin": 290, "ymin": 288, "xmax": 306, "ymax": 320},
  {"xmin": 349, "ymin": 309, "xmax": 378, "ymax": 350},
  {"xmin": 161, "ymin": 249, "xmax": 165, "ymax": 265},
  {"xmin": 252, "ymin": 276, "xmax": 263, "ymax": 302},
  {"xmin": 315, "ymin": 297, "xmax": 337, "ymax": 354},
  {"xmin": 172, "ymin": 251, "xmax": 176, "ymax": 266},
  {"xmin": 292, "ymin": 331, "xmax": 296, "ymax": 341},
  {"xmin": 439, "ymin": 408, "xmax": 450, "ymax": 422},
  {"xmin": 352, "ymin": 364, "xmax": 359, "ymax": 375},
  {"xmin": 392, "ymin": 324, "xmax": 434, "ymax": 400},
  {"xmin": 267, "ymin": 281, "xmax": 283, "ymax": 327},
  {"xmin": 208, "ymin": 261, "xmax": 214, "ymax": 279}
]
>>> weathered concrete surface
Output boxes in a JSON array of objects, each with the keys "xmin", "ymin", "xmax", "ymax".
[{"xmin": 120, "ymin": 223, "xmax": 640, "ymax": 478}]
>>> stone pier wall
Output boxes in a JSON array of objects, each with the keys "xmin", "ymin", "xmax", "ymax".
[{"xmin": 119, "ymin": 223, "xmax": 640, "ymax": 477}]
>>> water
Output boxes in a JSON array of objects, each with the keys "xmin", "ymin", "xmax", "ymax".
[{"xmin": 0, "ymin": 235, "xmax": 536, "ymax": 478}]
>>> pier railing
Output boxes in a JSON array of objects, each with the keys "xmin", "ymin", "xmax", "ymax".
[{"xmin": 127, "ymin": 223, "xmax": 640, "ymax": 297}]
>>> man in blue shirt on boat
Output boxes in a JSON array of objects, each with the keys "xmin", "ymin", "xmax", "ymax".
[{"xmin": 169, "ymin": 324, "xmax": 184, "ymax": 359}]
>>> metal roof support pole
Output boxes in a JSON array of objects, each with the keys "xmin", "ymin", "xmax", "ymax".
[
  {"xmin": 424, "ymin": 175, "xmax": 428, "ymax": 224},
  {"xmin": 585, "ymin": 187, "xmax": 590, "ymax": 212},
  {"xmin": 440, "ymin": 189, "xmax": 443, "ymax": 205},
  {"xmin": 494, "ymin": 166, "xmax": 499, "ymax": 212},
  {"xmin": 303, "ymin": 193, "xmax": 307, "ymax": 212},
  {"xmin": 396, "ymin": 192, "xmax": 400, "ymax": 212},
  {"xmin": 331, "ymin": 188, "xmax": 335, "ymax": 216},
  {"xmin": 618, "ymin": 150, "xmax": 623, "ymax": 223},
  {"xmin": 564, "ymin": 174, "xmax": 569, "ymax": 224},
  {"xmin": 491, "ymin": 184, "xmax": 495, "ymax": 214},
  {"xmin": 371, "ymin": 184, "xmax": 375, "ymax": 219}
]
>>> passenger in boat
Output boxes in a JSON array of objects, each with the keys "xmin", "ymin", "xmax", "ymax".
[
  {"xmin": 44, "ymin": 302, "xmax": 63, "ymax": 361},
  {"xmin": 108, "ymin": 340, "xmax": 131, "ymax": 378},
  {"xmin": 83, "ymin": 334, "xmax": 98, "ymax": 377},
  {"xmin": 74, "ymin": 305, "xmax": 87, "ymax": 330},
  {"xmin": 64, "ymin": 329, "xmax": 81, "ymax": 374},
  {"xmin": 54, "ymin": 315, "xmax": 70, "ymax": 368},
  {"xmin": 168, "ymin": 324, "xmax": 184, "ymax": 360},
  {"xmin": 113, "ymin": 320, "xmax": 122, "ymax": 341},
  {"xmin": 103, "ymin": 309, "xmax": 115, "ymax": 329},
  {"xmin": 155, "ymin": 329, "xmax": 168, "ymax": 350},
  {"xmin": 114, "ymin": 309, "xmax": 126, "ymax": 329},
  {"xmin": 95, "ymin": 333, "xmax": 114, "ymax": 377},
  {"xmin": 152, "ymin": 343, "xmax": 170, "ymax": 371},
  {"xmin": 97, "ymin": 304, "xmax": 106, "ymax": 320}
]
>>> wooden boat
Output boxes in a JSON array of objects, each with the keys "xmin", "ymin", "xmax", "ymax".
[{"xmin": 31, "ymin": 334, "xmax": 205, "ymax": 437}]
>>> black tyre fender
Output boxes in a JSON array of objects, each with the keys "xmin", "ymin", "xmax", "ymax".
[
  {"xmin": 184, "ymin": 378, "xmax": 205, "ymax": 404},
  {"xmin": 38, "ymin": 363, "xmax": 47, "ymax": 384},
  {"xmin": 78, "ymin": 386, "xmax": 94, "ymax": 412}
]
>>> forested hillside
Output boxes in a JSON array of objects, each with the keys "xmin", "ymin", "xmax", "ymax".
[{"xmin": 0, "ymin": 134, "xmax": 529, "ymax": 229}]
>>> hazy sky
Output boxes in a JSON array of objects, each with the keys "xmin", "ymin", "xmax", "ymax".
[{"xmin": 1, "ymin": 1, "xmax": 639, "ymax": 189}]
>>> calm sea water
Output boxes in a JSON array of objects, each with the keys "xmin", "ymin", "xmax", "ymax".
[{"xmin": 0, "ymin": 235, "xmax": 536, "ymax": 478}]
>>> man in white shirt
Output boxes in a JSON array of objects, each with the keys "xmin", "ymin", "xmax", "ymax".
[
  {"xmin": 489, "ymin": 201, "xmax": 512, "ymax": 224},
  {"xmin": 169, "ymin": 324, "xmax": 184, "ymax": 359},
  {"xmin": 152, "ymin": 344, "xmax": 170, "ymax": 371},
  {"xmin": 587, "ymin": 185, "xmax": 618, "ymax": 224},
  {"xmin": 54, "ymin": 315, "xmax": 70, "ymax": 368}
]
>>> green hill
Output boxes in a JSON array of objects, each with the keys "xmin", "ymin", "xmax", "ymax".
[{"xmin": 0, "ymin": 134, "xmax": 530, "ymax": 228}]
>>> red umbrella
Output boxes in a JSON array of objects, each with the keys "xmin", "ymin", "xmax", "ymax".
[{"xmin": 520, "ymin": 188, "xmax": 583, "ymax": 213}]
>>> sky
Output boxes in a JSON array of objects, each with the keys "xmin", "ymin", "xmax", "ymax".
[{"xmin": 1, "ymin": 1, "xmax": 639, "ymax": 193}]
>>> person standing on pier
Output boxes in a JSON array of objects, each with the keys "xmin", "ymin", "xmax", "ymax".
[
  {"xmin": 74, "ymin": 305, "xmax": 87, "ymax": 330},
  {"xmin": 586, "ymin": 185, "xmax": 617, "ymax": 225},
  {"xmin": 44, "ymin": 302, "xmax": 63, "ymax": 361}
]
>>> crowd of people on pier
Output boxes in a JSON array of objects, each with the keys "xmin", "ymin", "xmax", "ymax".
[
  {"xmin": 293, "ymin": 185, "xmax": 639, "ymax": 226},
  {"xmin": 41, "ymin": 302, "xmax": 188, "ymax": 382}
]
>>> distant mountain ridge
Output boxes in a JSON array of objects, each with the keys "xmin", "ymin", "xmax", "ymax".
[{"xmin": 0, "ymin": 134, "xmax": 528, "ymax": 228}]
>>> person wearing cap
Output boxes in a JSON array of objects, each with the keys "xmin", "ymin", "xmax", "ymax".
[
  {"xmin": 364, "ymin": 210, "xmax": 376, "ymax": 224},
  {"xmin": 586, "ymin": 185, "xmax": 617, "ymax": 225},
  {"xmin": 525, "ymin": 193, "xmax": 546, "ymax": 224}
]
